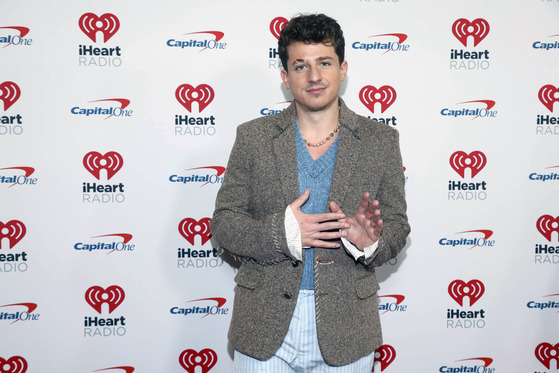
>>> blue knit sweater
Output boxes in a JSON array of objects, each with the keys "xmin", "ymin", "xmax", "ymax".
[{"xmin": 296, "ymin": 121, "xmax": 339, "ymax": 290}]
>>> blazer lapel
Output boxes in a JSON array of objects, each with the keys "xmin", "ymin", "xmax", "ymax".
[
  {"xmin": 327, "ymin": 126, "xmax": 361, "ymax": 212},
  {"xmin": 272, "ymin": 106, "xmax": 300, "ymax": 207}
]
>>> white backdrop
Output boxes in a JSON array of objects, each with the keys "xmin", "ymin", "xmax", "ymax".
[{"xmin": 1, "ymin": 0, "xmax": 559, "ymax": 372}]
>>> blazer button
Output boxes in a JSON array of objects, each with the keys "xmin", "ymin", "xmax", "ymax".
[
  {"xmin": 292, "ymin": 261, "xmax": 299, "ymax": 267},
  {"xmin": 283, "ymin": 292, "xmax": 292, "ymax": 299}
]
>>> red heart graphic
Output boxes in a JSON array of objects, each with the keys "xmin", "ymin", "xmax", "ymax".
[
  {"xmin": 78, "ymin": 13, "xmax": 120, "ymax": 43},
  {"xmin": 448, "ymin": 279, "xmax": 485, "ymax": 306},
  {"xmin": 175, "ymin": 84, "xmax": 214, "ymax": 113},
  {"xmin": 0, "ymin": 220, "xmax": 26, "ymax": 249},
  {"xmin": 0, "ymin": 81, "xmax": 21, "ymax": 111},
  {"xmin": 270, "ymin": 17, "xmax": 288, "ymax": 40},
  {"xmin": 179, "ymin": 218, "xmax": 212, "ymax": 246},
  {"xmin": 85, "ymin": 285, "xmax": 125, "ymax": 314},
  {"xmin": 179, "ymin": 349, "xmax": 217, "ymax": 373},
  {"xmin": 539, "ymin": 85, "xmax": 559, "ymax": 112},
  {"xmin": 452, "ymin": 18, "xmax": 490, "ymax": 47},
  {"xmin": 83, "ymin": 151, "xmax": 124, "ymax": 180},
  {"xmin": 449, "ymin": 151, "xmax": 486, "ymax": 178},
  {"xmin": 535, "ymin": 342, "xmax": 559, "ymax": 369},
  {"xmin": 359, "ymin": 85, "xmax": 396, "ymax": 114},
  {"xmin": 0, "ymin": 356, "xmax": 28, "ymax": 373},
  {"xmin": 536, "ymin": 215, "xmax": 559, "ymax": 242}
]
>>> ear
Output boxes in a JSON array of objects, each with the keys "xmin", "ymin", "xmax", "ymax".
[
  {"xmin": 281, "ymin": 69, "xmax": 290, "ymax": 89},
  {"xmin": 340, "ymin": 60, "xmax": 348, "ymax": 82}
]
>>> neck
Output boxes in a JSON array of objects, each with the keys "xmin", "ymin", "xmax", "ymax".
[{"xmin": 295, "ymin": 100, "xmax": 340, "ymax": 138}]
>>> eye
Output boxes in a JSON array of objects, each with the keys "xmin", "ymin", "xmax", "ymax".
[{"xmin": 294, "ymin": 65, "xmax": 306, "ymax": 71}]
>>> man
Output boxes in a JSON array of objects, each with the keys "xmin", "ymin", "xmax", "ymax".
[{"xmin": 211, "ymin": 13, "xmax": 410, "ymax": 372}]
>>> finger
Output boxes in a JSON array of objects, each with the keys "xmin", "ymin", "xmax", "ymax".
[
  {"xmin": 329, "ymin": 201, "xmax": 342, "ymax": 214},
  {"xmin": 290, "ymin": 189, "xmax": 310, "ymax": 210},
  {"xmin": 316, "ymin": 221, "xmax": 350, "ymax": 231},
  {"xmin": 356, "ymin": 193, "xmax": 370, "ymax": 215},
  {"xmin": 372, "ymin": 219, "xmax": 383, "ymax": 239},
  {"xmin": 306, "ymin": 212, "xmax": 346, "ymax": 224},
  {"xmin": 367, "ymin": 201, "xmax": 380, "ymax": 220},
  {"xmin": 305, "ymin": 239, "xmax": 342, "ymax": 249}
]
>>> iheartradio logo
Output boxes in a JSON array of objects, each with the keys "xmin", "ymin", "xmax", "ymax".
[
  {"xmin": 79, "ymin": 13, "xmax": 120, "ymax": 43},
  {"xmin": 0, "ymin": 81, "xmax": 21, "ymax": 111},
  {"xmin": 0, "ymin": 356, "xmax": 27, "ymax": 373},
  {"xmin": 85, "ymin": 285, "xmax": 125, "ymax": 314},
  {"xmin": 373, "ymin": 344, "xmax": 396, "ymax": 372},
  {"xmin": 359, "ymin": 85, "xmax": 396, "ymax": 114},
  {"xmin": 83, "ymin": 151, "xmax": 124, "ymax": 180},
  {"xmin": 452, "ymin": 18, "xmax": 490, "ymax": 47},
  {"xmin": 535, "ymin": 342, "xmax": 559, "ymax": 369},
  {"xmin": 179, "ymin": 349, "xmax": 217, "ymax": 373},
  {"xmin": 270, "ymin": 17, "xmax": 288, "ymax": 40},
  {"xmin": 0, "ymin": 220, "xmax": 26, "ymax": 249},
  {"xmin": 537, "ymin": 215, "xmax": 559, "ymax": 242},
  {"xmin": 539, "ymin": 85, "xmax": 559, "ymax": 113},
  {"xmin": 449, "ymin": 151, "xmax": 487, "ymax": 178},
  {"xmin": 448, "ymin": 279, "xmax": 485, "ymax": 306},
  {"xmin": 179, "ymin": 218, "xmax": 212, "ymax": 246},
  {"xmin": 176, "ymin": 84, "xmax": 214, "ymax": 113}
]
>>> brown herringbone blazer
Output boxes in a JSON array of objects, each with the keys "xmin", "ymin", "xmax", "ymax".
[{"xmin": 210, "ymin": 99, "xmax": 410, "ymax": 366}]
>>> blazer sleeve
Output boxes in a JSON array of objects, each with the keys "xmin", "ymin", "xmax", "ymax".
[
  {"xmin": 364, "ymin": 129, "xmax": 411, "ymax": 267},
  {"xmin": 210, "ymin": 124, "xmax": 294, "ymax": 265}
]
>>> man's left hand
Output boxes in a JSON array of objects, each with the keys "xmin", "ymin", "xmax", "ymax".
[{"xmin": 329, "ymin": 192, "xmax": 383, "ymax": 251}]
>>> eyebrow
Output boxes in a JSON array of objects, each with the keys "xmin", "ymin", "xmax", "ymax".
[{"xmin": 291, "ymin": 56, "xmax": 334, "ymax": 65}]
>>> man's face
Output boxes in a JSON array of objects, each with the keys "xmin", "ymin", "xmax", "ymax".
[{"xmin": 281, "ymin": 41, "xmax": 348, "ymax": 114}]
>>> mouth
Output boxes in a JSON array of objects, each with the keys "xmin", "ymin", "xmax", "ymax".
[{"xmin": 306, "ymin": 86, "xmax": 327, "ymax": 95}]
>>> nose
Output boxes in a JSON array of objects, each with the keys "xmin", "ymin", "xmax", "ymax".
[{"xmin": 307, "ymin": 65, "xmax": 321, "ymax": 82}]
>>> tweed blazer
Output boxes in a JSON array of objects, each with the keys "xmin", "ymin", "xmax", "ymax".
[{"xmin": 210, "ymin": 99, "xmax": 410, "ymax": 366}]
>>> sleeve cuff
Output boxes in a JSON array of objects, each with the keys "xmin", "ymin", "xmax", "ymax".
[
  {"xmin": 285, "ymin": 205, "xmax": 303, "ymax": 261},
  {"xmin": 341, "ymin": 237, "xmax": 379, "ymax": 261}
]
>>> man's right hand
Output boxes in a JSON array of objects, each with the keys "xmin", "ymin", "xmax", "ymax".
[{"xmin": 289, "ymin": 189, "xmax": 349, "ymax": 249}]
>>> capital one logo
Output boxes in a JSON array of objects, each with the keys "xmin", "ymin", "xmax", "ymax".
[
  {"xmin": 537, "ymin": 215, "xmax": 559, "ymax": 242},
  {"xmin": 179, "ymin": 218, "xmax": 212, "ymax": 245},
  {"xmin": 179, "ymin": 349, "xmax": 217, "ymax": 373},
  {"xmin": 85, "ymin": 285, "xmax": 125, "ymax": 314},
  {"xmin": 450, "ymin": 151, "xmax": 487, "ymax": 178},
  {"xmin": 270, "ymin": 17, "xmax": 288, "ymax": 40},
  {"xmin": 536, "ymin": 342, "xmax": 559, "ymax": 370},
  {"xmin": 378, "ymin": 294, "xmax": 406, "ymax": 315},
  {"xmin": 373, "ymin": 344, "xmax": 396, "ymax": 372},
  {"xmin": 0, "ymin": 26, "xmax": 30, "ymax": 48},
  {"xmin": 79, "ymin": 13, "xmax": 120, "ymax": 43},
  {"xmin": 0, "ymin": 356, "xmax": 27, "ymax": 373},
  {"xmin": 83, "ymin": 151, "xmax": 123, "ymax": 180},
  {"xmin": 176, "ymin": 84, "xmax": 214, "ymax": 113},
  {"xmin": 359, "ymin": 85, "xmax": 396, "ymax": 114},
  {"xmin": 0, "ymin": 220, "xmax": 26, "ymax": 249},
  {"xmin": 539, "ymin": 85, "xmax": 559, "ymax": 113},
  {"xmin": 452, "ymin": 18, "xmax": 490, "ymax": 47},
  {"xmin": 93, "ymin": 367, "xmax": 134, "ymax": 373},
  {"xmin": 0, "ymin": 81, "xmax": 21, "ymax": 111},
  {"xmin": 448, "ymin": 279, "xmax": 485, "ymax": 306}
]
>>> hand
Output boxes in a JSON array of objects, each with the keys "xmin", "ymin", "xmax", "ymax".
[
  {"xmin": 329, "ymin": 192, "xmax": 383, "ymax": 251},
  {"xmin": 289, "ymin": 189, "xmax": 349, "ymax": 249}
]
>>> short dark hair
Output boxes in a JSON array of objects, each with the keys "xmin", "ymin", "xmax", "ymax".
[{"xmin": 278, "ymin": 14, "xmax": 345, "ymax": 71}]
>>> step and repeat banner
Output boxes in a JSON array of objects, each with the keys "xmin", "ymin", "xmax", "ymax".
[{"xmin": 1, "ymin": 0, "xmax": 558, "ymax": 372}]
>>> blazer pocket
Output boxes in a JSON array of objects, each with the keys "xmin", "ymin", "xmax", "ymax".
[
  {"xmin": 234, "ymin": 267, "xmax": 264, "ymax": 290},
  {"xmin": 354, "ymin": 275, "xmax": 380, "ymax": 300}
]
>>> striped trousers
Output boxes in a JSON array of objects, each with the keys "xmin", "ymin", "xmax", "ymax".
[{"xmin": 233, "ymin": 290, "xmax": 375, "ymax": 372}]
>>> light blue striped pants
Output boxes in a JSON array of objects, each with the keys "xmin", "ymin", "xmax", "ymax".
[{"xmin": 233, "ymin": 290, "xmax": 375, "ymax": 372}]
